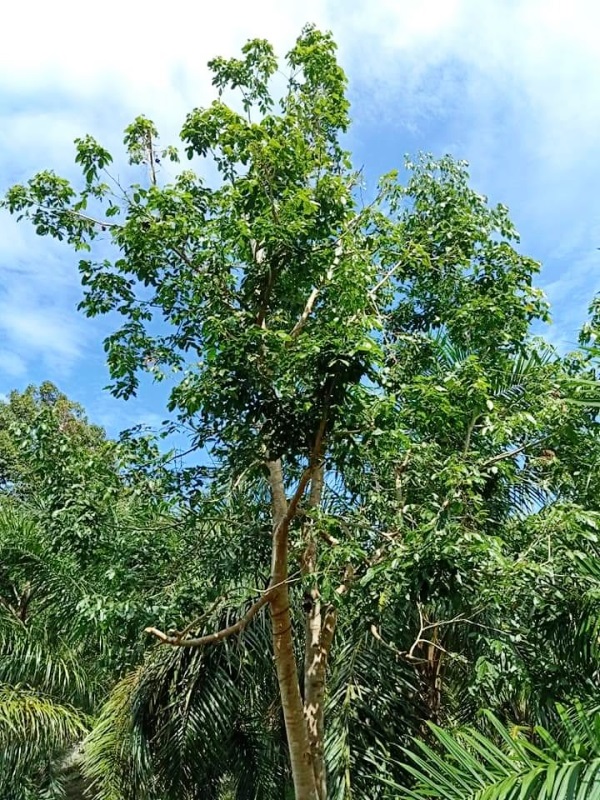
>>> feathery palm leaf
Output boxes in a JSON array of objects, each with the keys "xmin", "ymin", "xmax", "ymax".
[
  {"xmin": 83, "ymin": 601, "xmax": 288, "ymax": 800},
  {"xmin": 0, "ymin": 685, "xmax": 88, "ymax": 797},
  {"xmin": 398, "ymin": 704, "xmax": 600, "ymax": 799}
]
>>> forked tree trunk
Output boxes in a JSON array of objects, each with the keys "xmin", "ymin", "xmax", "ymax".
[{"xmin": 268, "ymin": 459, "xmax": 320, "ymax": 800}]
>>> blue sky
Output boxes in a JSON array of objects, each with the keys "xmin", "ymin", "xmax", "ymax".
[{"xmin": 1, "ymin": 0, "xmax": 599, "ymax": 439}]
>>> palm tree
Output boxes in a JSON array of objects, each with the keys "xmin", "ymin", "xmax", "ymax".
[{"xmin": 0, "ymin": 509, "xmax": 94, "ymax": 798}]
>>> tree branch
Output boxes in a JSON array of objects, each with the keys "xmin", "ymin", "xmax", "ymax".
[
  {"xmin": 481, "ymin": 436, "xmax": 550, "ymax": 469},
  {"xmin": 462, "ymin": 413, "xmax": 480, "ymax": 457},
  {"xmin": 145, "ymin": 591, "xmax": 272, "ymax": 647},
  {"xmin": 369, "ymin": 261, "xmax": 402, "ymax": 297},
  {"xmin": 288, "ymin": 243, "xmax": 342, "ymax": 340},
  {"xmin": 65, "ymin": 209, "xmax": 120, "ymax": 229}
]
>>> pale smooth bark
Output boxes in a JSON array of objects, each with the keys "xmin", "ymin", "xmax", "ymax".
[
  {"xmin": 301, "ymin": 464, "xmax": 335, "ymax": 800},
  {"xmin": 267, "ymin": 459, "xmax": 319, "ymax": 800}
]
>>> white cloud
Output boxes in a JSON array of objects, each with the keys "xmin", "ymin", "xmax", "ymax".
[
  {"xmin": 0, "ymin": 0, "xmax": 338, "ymax": 385},
  {"xmin": 333, "ymin": 0, "xmax": 600, "ymax": 342},
  {"xmin": 1, "ymin": 0, "xmax": 599, "ymax": 391},
  {"xmin": 2, "ymin": 0, "xmax": 331, "ymax": 114},
  {"xmin": 0, "ymin": 300, "xmax": 85, "ymax": 372}
]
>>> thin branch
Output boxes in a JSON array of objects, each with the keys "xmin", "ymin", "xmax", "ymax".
[
  {"xmin": 369, "ymin": 626, "xmax": 449, "ymax": 664},
  {"xmin": 65, "ymin": 209, "xmax": 120, "ymax": 229},
  {"xmin": 288, "ymin": 243, "xmax": 342, "ymax": 340},
  {"xmin": 148, "ymin": 134, "xmax": 157, "ymax": 186},
  {"xmin": 369, "ymin": 243, "xmax": 433, "ymax": 298},
  {"xmin": 369, "ymin": 261, "xmax": 402, "ymax": 297},
  {"xmin": 161, "ymin": 445, "xmax": 199, "ymax": 466},
  {"xmin": 462, "ymin": 413, "xmax": 480, "ymax": 457},
  {"xmin": 370, "ymin": 605, "xmax": 494, "ymax": 663},
  {"xmin": 395, "ymin": 449, "xmax": 411, "ymax": 512},
  {"xmin": 169, "ymin": 243, "xmax": 195, "ymax": 270},
  {"xmin": 481, "ymin": 436, "xmax": 550, "ymax": 469},
  {"xmin": 170, "ymin": 595, "xmax": 226, "ymax": 642},
  {"xmin": 408, "ymin": 603, "xmax": 428, "ymax": 659},
  {"xmin": 70, "ymin": 206, "xmax": 195, "ymax": 270},
  {"xmin": 251, "ymin": 237, "xmax": 275, "ymax": 330}
]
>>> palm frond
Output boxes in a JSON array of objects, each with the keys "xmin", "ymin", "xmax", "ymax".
[
  {"xmin": 0, "ymin": 685, "xmax": 88, "ymax": 790},
  {"xmin": 83, "ymin": 668, "xmax": 154, "ymax": 800},
  {"xmin": 326, "ymin": 628, "xmax": 420, "ymax": 799},
  {"xmin": 84, "ymin": 602, "xmax": 287, "ymax": 800},
  {"xmin": 0, "ymin": 633, "xmax": 96, "ymax": 709},
  {"xmin": 397, "ymin": 704, "xmax": 600, "ymax": 799}
]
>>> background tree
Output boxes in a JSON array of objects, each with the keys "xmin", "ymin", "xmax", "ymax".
[{"xmin": 0, "ymin": 385, "xmax": 194, "ymax": 797}]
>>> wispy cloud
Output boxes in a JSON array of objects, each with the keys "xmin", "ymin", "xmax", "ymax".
[
  {"xmin": 335, "ymin": 0, "xmax": 600, "ymax": 341},
  {"xmin": 0, "ymin": 214, "xmax": 91, "ymax": 376},
  {"xmin": 0, "ymin": 351, "xmax": 26, "ymax": 378}
]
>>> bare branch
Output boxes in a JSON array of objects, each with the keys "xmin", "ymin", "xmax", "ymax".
[
  {"xmin": 65, "ymin": 209, "xmax": 120, "ymax": 229},
  {"xmin": 145, "ymin": 591, "xmax": 272, "ymax": 648},
  {"xmin": 408, "ymin": 603, "xmax": 427, "ymax": 659},
  {"xmin": 147, "ymin": 134, "xmax": 157, "ymax": 186},
  {"xmin": 161, "ymin": 445, "xmax": 199, "ymax": 466},
  {"xmin": 370, "ymin": 605, "xmax": 493, "ymax": 663},
  {"xmin": 288, "ymin": 243, "xmax": 342, "ymax": 340},
  {"xmin": 369, "ymin": 261, "xmax": 402, "ymax": 297},
  {"xmin": 481, "ymin": 436, "xmax": 550, "ymax": 469}
]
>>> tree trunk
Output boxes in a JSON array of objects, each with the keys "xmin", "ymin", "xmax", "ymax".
[
  {"xmin": 60, "ymin": 744, "xmax": 90, "ymax": 800},
  {"xmin": 267, "ymin": 459, "xmax": 319, "ymax": 800},
  {"xmin": 301, "ymin": 464, "xmax": 335, "ymax": 800},
  {"xmin": 304, "ymin": 597, "xmax": 336, "ymax": 800}
]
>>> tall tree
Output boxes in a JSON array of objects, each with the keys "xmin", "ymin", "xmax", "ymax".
[{"xmin": 3, "ymin": 25, "xmax": 571, "ymax": 799}]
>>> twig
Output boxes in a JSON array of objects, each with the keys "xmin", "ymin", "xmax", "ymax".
[
  {"xmin": 369, "ymin": 261, "xmax": 402, "ymax": 297},
  {"xmin": 148, "ymin": 134, "xmax": 157, "ymax": 186},
  {"xmin": 370, "ymin": 605, "xmax": 489, "ymax": 663},
  {"xmin": 161, "ymin": 445, "xmax": 199, "ymax": 466}
]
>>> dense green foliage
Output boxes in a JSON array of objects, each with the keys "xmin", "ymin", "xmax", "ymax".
[{"xmin": 2, "ymin": 24, "xmax": 600, "ymax": 800}]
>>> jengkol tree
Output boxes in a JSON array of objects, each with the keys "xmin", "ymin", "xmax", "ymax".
[{"xmin": 4, "ymin": 25, "xmax": 552, "ymax": 800}]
